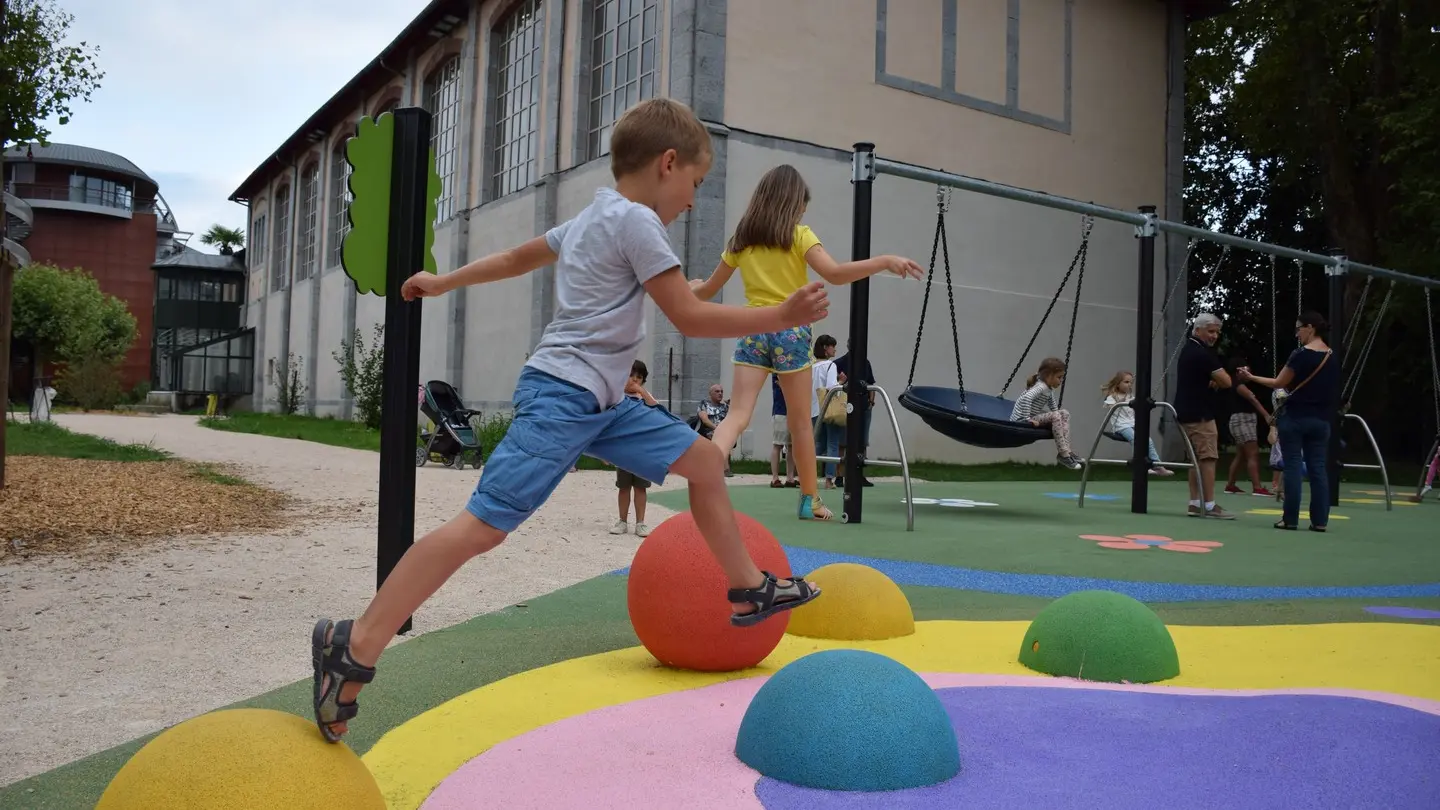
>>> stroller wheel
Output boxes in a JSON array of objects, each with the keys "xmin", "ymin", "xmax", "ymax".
[
  {"xmin": 448, "ymin": 455, "xmax": 466, "ymax": 470},
  {"xmin": 415, "ymin": 447, "xmax": 428, "ymax": 467}
]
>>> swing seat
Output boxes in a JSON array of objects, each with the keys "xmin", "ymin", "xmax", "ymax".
[{"xmin": 899, "ymin": 386, "xmax": 1054, "ymax": 449}]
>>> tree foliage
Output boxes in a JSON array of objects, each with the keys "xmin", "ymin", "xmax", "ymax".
[
  {"xmin": 1185, "ymin": 0, "xmax": 1440, "ymax": 455},
  {"xmin": 0, "ymin": 0, "xmax": 104, "ymax": 149},
  {"xmin": 199, "ymin": 224, "xmax": 245, "ymax": 256},
  {"xmin": 11, "ymin": 262, "xmax": 136, "ymax": 365}
]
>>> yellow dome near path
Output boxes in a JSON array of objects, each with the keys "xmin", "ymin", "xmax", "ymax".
[
  {"xmin": 95, "ymin": 708, "xmax": 385, "ymax": 810},
  {"xmin": 786, "ymin": 562, "xmax": 915, "ymax": 640}
]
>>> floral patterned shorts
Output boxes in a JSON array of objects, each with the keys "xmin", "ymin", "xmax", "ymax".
[{"xmin": 733, "ymin": 326, "xmax": 814, "ymax": 374}]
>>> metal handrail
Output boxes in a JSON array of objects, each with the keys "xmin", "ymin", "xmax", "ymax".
[
  {"xmin": 1342, "ymin": 413, "xmax": 1391, "ymax": 511},
  {"xmin": 1077, "ymin": 400, "xmax": 1199, "ymax": 508},
  {"xmin": 815, "ymin": 383, "xmax": 915, "ymax": 531}
]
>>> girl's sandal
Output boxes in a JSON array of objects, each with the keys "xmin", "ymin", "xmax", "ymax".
[
  {"xmin": 311, "ymin": 618, "xmax": 376, "ymax": 743},
  {"xmin": 729, "ymin": 571, "xmax": 822, "ymax": 627},
  {"xmin": 799, "ymin": 494, "xmax": 834, "ymax": 521}
]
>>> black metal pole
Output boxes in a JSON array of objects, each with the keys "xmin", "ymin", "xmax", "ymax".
[
  {"xmin": 377, "ymin": 107, "xmax": 432, "ymax": 636},
  {"xmin": 843, "ymin": 143, "xmax": 876, "ymax": 523},
  {"xmin": 1132, "ymin": 206, "xmax": 1158, "ymax": 514},
  {"xmin": 1326, "ymin": 253, "xmax": 1347, "ymax": 506}
]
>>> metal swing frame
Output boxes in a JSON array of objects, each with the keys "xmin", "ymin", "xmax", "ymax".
[{"xmin": 815, "ymin": 383, "xmax": 916, "ymax": 530}]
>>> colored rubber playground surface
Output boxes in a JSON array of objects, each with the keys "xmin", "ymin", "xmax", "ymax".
[{"xmin": 6, "ymin": 479, "xmax": 1439, "ymax": 809}]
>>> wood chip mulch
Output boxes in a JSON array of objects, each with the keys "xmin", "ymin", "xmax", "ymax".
[{"xmin": 0, "ymin": 456, "xmax": 294, "ymax": 562}]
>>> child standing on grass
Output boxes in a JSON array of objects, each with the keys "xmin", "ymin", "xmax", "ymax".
[
  {"xmin": 1100, "ymin": 370, "xmax": 1173, "ymax": 476},
  {"xmin": 690, "ymin": 164, "xmax": 923, "ymax": 521},
  {"xmin": 310, "ymin": 99, "xmax": 827, "ymax": 744},
  {"xmin": 1011, "ymin": 357, "xmax": 1083, "ymax": 469},
  {"xmin": 611, "ymin": 360, "xmax": 659, "ymax": 537}
]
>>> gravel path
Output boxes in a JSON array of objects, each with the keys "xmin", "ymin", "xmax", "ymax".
[{"xmin": 0, "ymin": 413, "xmax": 767, "ymax": 787}]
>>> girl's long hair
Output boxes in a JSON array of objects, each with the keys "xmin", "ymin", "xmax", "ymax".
[
  {"xmin": 1026, "ymin": 357, "xmax": 1067, "ymax": 389},
  {"xmin": 727, "ymin": 164, "xmax": 810, "ymax": 254},
  {"xmin": 1100, "ymin": 370, "xmax": 1132, "ymax": 397}
]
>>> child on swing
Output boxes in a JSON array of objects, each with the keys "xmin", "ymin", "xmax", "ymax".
[
  {"xmin": 1099, "ymin": 370, "xmax": 1173, "ymax": 476},
  {"xmin": 1010, "ymin": 357, "xmax": 1084, "ymax": 469},
  {"xmin": 689, "ymin": 164, "xmax": 924, "ymax": 520}
]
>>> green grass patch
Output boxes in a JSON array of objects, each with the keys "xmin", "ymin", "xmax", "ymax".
[
  {"xmin": 200, "ymin": 412, "xmax": 383, "ymax": 452},
  {"xmin": 5, "ymin": 420, "xmax": 169, "ymax": 462},
  {"xmin": 189, "ymin": 463, "xmax": 250, "ymax": 486}
]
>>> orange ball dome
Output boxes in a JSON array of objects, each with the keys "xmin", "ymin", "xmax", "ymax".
[{"xmin": 626, "ymin": 510, "xmax": 792, "ymax": 672}]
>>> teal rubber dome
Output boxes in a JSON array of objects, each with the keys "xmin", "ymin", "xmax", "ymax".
[{"xmin": 734, "ymin": 649, "xmax": 960, "ymax": 791}]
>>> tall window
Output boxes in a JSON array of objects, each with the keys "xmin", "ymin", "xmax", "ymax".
[
  {"xmin": 270, "ymin": 185, "xmax": 292, "ymax": 292},
  {"xmin": 250, "ymin": 211, "xmax": 267, "ymax": 266},
  {"xmin": 295, "ymin": 163, "xmax": 321, "ymax": 282},
  {"xmin": 328, "ymin": 143, "xmax": 353, "ymax": 268},
  {"xmin": 490, "ymin": 0, "xmax": 541, "ymax": 200},
  {"xmin": 425, "ymin": 57, "xmax": 463, "ymax": 221},
  {"xmin": 586, "ymin": 0, "xmax": 658, "ymax": 160}
]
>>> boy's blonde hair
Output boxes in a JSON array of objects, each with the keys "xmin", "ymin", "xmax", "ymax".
[
  {"xmin": 609, "ymin": 97, "xmax": 712, "ymax": 179},
  {"xmin": 1100, "ymin": 370, "xmax": 1133, "ymax": 396},
  {"xmin": 727, "ymin": 164, "xmax": 810, "ymax": 253}
]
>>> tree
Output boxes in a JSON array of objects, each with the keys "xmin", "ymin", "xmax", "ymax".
[
  {"xmin": 1185, "ymin": 0, "xmax": 1440, "ymax": 456},
  {"xmin": 0, "ymin": 0, "xmax": 104, "ymax": 487},
  {"xmin": 333, "ymin": 323, "xmax": 385, "ymax": 430},
  {"xmin": 199, "ymin": 224, "xmax": 245, "ymax": 255}
]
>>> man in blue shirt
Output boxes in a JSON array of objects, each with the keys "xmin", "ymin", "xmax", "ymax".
[{"xmin": 834, "ymin": 343, "xmax": 876, "ymax": 488}]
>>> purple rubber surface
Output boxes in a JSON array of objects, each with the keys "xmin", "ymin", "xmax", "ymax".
[
  {"xmin": 1364, "ymin": 606, "xmax": 1440, "ymax": 619},
  {"xmin": 757, "ymin": 687, "xmax": 1440, "ymax": 809}
]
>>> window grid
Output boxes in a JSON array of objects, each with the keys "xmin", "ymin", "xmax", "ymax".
[
  {"xmin": 586, "ymin": 0, "xmax": 658, "ymax": 160},
  {"xmin": 328, "ymin": 146, "xmax": 353, "ymax": 267},
  {"xmin": 426, "ymin": 58, "xmax": 463, "ymax": 220},
  {"xmin": 251, "ymin": 212, "xmax": 267, "ymax": 265},
  {"xmin": 490, "ymin": 0, "xmax": 542, "ymax": 200},
  {"xmin": 269, "ymin": 186, "xmax": 291, "ymax": 292},
  {"xmin": 295, "ymin": 163, "xmax": 321, "ymax": 282}
]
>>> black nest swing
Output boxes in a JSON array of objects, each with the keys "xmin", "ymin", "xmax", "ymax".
[{"xmin": 898, "ymin": 193, "xmax": 1092, "ymax": 450}]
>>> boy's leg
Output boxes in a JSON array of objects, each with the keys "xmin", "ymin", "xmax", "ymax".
[
  {"xmin": 634, "ymin": 486, "xmax": 647, "ymax": 523},
  {"xmin": 619, "ymin": 486, "xmax": 632, "ymax": 521},
  {"xmin": 585, "ymin": 398, "xmax": 821, "ymax": 621},
  {"xmin": 313, "ymin": 369, "xmax": 601, "ymax": 741}
]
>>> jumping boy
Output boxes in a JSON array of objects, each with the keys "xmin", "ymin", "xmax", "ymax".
[
  {"xmin": 311, "ymin": 98, "xmax": 827, "ymax": 742},
  {"xmin": 612, "ymin": 360, "xmax": 659, "ymax": 537}
]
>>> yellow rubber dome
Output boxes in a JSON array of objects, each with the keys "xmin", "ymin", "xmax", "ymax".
[
  {"xmin": 786, "ymin": 562, "xmax": 915, "ymax": 640},
  {"xmin": 95, "ymin": 708, "xmax": 385, "ymax": 810}
]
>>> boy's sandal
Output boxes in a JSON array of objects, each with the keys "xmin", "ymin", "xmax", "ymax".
[
  {"xmin": 1273, "ymin": 520, "xmax": 1297, "ymax": 531},
  {"xmin": 729, "ymin": 571, "xmax": 822, "ymax": 627},
  {"xmin": 311, "ymin": 618, "xmax": 376, "ymax": 743}
]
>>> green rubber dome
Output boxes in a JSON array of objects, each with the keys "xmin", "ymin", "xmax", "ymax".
[{"xmin": 1018, "ymin": 590, "xmax": 1179, "ymax": 683}]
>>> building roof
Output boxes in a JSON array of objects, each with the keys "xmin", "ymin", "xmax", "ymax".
[
  {"xmin": 228, "ymin": 0, "xmax": 468, "ymax": 204},
  {"xmin": 3, "ymin": 142, "xmax": 158, "ymax": 187},
  {"xmin": 153, "ymin": 243, "xmax": 246, "ymax": 273}
]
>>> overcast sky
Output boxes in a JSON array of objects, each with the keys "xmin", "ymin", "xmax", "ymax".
[{"xmin": 38, "ymin": 0, "xmax": 431, "ymax": 253}]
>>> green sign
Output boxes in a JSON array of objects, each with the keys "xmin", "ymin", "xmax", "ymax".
[{"xmin": 340, "ymin": 112, "xmax": 444, "ymax": 295}]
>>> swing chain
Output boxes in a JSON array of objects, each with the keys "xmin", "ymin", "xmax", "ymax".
[
  {"xmin": 1160, "ymin": 244, "xmax": 1230, "ymax": 389},
  {"xmin": 936, "ymin": 185, "xmax": 951, "ymax": 214},
  {"xmin": 1341, "ymin": 280, "xmax": 1393, "ymax": 406},
  {"xmin": 907, "ymin": 205, "xmax": 946, "ymax": 393},
  {"xmin": 999, "ymin": 217, "xmax": 1095, "ymax": 397},
  {"xmin": 1057, "ymin": 218, "xmax": 1094, "ymax": 408}
]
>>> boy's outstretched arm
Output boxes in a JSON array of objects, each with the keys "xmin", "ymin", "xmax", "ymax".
[
  {"xmin": 645, "ymin": 268, "xmax": 828, "ymax": 339},
  {"xmin": 401, "ymin": 236, "xmax": 556, "ymax": 300}
]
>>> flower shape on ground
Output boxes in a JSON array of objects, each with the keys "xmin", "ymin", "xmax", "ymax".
[{"xmin": 1079, "ymin": 534, "xmax": 1223, "ymax": 553}]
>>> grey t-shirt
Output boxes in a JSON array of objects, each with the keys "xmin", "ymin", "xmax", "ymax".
[{"xmin": 525, "ymin": 187, "xmax": 680, "ymax": 409}]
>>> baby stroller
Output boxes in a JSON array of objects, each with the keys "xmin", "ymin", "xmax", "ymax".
[{"xmin": 417, "ymin": 380, "xmax": 484, "ymax": 469}]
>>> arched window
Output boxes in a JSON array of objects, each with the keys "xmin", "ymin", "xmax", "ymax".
[
  {"xmin": 425, "ymin": 56, "xmax": 463, "ymax": 220},
  {"xmin": 328, "ymin": 141, "xmax": 353, "ymax": 268},
  {"xmin": 489, "ymin": 0, "xmax": 541, "ymax": 200},
  {"xmin": 270, "ymin": 184, "xmax": 292, "ymax": 292},
  {"xmin": 295, "ymin": 162, "xmax": 321, "ymax": 281}
]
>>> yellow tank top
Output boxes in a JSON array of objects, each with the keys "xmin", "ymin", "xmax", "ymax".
[{"xmin": 719, "ymin": 225, "xmax": 822, "ymax": 308}]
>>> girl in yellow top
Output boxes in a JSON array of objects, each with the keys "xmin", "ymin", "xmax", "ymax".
[{"xmin": 691, "ymin": 164, "xmax": 923, "ymax": 520}]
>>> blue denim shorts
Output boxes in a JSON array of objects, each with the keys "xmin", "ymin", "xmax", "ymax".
[
  {"xmin": 466, "ymin": 367, "xmax": 700, "ymax": 532},
  {"xmin": 733, "ymin": 326, "xmax": 813, "ymax": 374}
]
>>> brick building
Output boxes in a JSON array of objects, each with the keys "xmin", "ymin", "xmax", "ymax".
[{"xmin": 3, "ymin": 142, "xmax": 244, "ymax": 399}]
